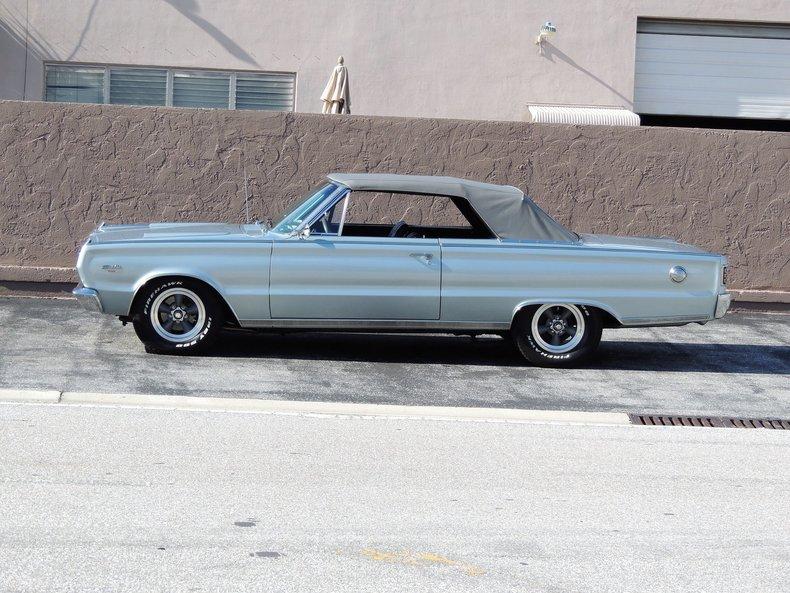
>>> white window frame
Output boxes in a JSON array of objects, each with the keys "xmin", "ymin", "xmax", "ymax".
[{"xmin": 44, "ymin": 62, "xmax": 296, "ymax": 111}]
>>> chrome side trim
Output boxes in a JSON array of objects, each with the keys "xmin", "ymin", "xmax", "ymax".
[
  {"xmin": 620, "ymin": 314, "xmax": 711, "ymax": 327},
  {"xmin": 239, "ymin": 319, "xmax": 511, "ymax": 331},
  {"xmin": 241, "ymin": 314, "xmax": 719, "ymax": 330},
  {"xmin": 72, "ymin": 284, "xmax": 103, "ymax": 313}
]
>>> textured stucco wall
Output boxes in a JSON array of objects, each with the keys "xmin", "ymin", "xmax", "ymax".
[{"xmin": 0, "ymin": 100, "xmax": 788, "ymax": 293}]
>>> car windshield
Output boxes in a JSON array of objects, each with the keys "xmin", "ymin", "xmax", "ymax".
[{"xmin": 272, "ymin": 183, "xmax": 338, "ymax": 234}]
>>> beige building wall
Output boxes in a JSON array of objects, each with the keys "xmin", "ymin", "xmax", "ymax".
[{"xmin": 1, "ymin": 0, "xmax": 789, "ymax": 121}]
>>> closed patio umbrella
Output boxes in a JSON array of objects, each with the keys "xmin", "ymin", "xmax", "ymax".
[{"xmin": 321, "ymin": 56, "xmax": 351, "ymax": 114}]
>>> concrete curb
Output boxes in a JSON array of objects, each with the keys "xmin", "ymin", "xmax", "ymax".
[
  {"xmin": 0, "ymin": 265, "xmax": 77, "ymax": 283},
  {"xmin": 0, "ymin": 388, "xmax": 61, "ymax": 403},
  {"xmin": 730, "ymin": 289, "xmax": 790, "ymax": 304},
  {"xmin": 0, "ymin": 389, "xmax": 631, "ymax": 426}
]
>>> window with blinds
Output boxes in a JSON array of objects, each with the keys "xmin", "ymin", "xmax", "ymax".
[
  {"xmin": 173, "ymin": 71, "xmax": 230, "ymax": 108},
  {"xmin": 44, "ymin": 63, "xmax": 296, "ymax": 112},
  {"xmin": 109, "ymin": 68, "xmax": 167, "ymax": 106},
  {"xmin": 236, "ymin": 73, "xmax": 295, "ymax": 111},
  {"xmin": 45, "ymin": 66, "xmax": 104, "ymax": 104}
]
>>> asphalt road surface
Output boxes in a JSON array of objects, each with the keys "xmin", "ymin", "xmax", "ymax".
[
  {"xmin": 0, "ymin": 297, "xmax": 788, "ymax": 417},
  {"xmin": 0, "ymin": 402, "xmax": 788, "ymax": 593}
]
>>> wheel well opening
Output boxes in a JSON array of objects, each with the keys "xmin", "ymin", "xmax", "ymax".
[
  {"xmin": 131, "ymin": 275, "xmax": 240, "ymax": 327},
  {"xmin": 596, "ymin": 308, "xmax": 622, "ymax": 329},
  {"xmin": 511, "ymin": 304, "xmax": 538, "ymax": 327},
  {"xmin": 511, "ymin": 304, "xmax": 622, "ymax": 329}
]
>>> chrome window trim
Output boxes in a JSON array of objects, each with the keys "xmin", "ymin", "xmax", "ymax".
[
  {"xmin": 291, "ymin": 185, "xmax": 349, "ymax": 237},
  {"xmin": 305, "ymin": 194, "xmax": 350, "ymax": 238},
  {"xmin": 318, "ymin": 186, "xmax": 498, "ymax": 241},
  {"xmin": 337, "ymin": 195, "xmax": 350, "ymax": 236}
]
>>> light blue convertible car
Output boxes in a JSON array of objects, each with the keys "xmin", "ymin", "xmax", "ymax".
[{"xmin": 74, "ymin": 173, "xmax": 730, "ymax": 366}]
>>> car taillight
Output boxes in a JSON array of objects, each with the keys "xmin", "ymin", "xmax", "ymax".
[{"xmin": 721, "ymin": 266, "xmax": 728, "ymax": 285}]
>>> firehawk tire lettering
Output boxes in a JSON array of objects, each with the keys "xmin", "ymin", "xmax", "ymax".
[
  {"xmin": 132, "ymin": 279, "xmax": 223, "ymax": 355},
  {"xmin": 513, "ymin": 304, "xmax": 602, "ymax": 367}
]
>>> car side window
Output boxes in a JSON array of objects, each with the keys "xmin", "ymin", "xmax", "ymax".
[
  {"xmin": 339, "ymin": 192, "xmax": 493, "ymax": 239},
  {"xmin": 308, "ymin": 196, "xmax": 347, "ymax": 236}
]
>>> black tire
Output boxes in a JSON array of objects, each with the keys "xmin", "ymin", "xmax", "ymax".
[
  {"xmin": 131, "ymin": 278, "xmax": 224, "ymax": 355},
  {"xmin": 512, "ymin": 304, "xmax": 602, "ymax": 367}
]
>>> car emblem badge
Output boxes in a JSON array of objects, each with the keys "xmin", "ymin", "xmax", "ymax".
[{"xmin": 669, "ymin": 265, "xmax": 687, "ymax": 283}]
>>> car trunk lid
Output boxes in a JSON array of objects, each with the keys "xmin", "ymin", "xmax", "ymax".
[{"xmin": 579, "ymin": 233, "xmax": 709, "ymax": 254}]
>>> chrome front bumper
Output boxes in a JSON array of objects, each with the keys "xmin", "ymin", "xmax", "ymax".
[
  {"xmin": 715, "ymin": 292, "xmax": 731, "ymax": 319},
  {"xmin": 72, "ymin": 284, "xmax": 103, "ymax": 313}
]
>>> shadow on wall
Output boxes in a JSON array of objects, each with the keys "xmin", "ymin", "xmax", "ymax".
[
  {"xmin": 162, "ymin": 0, "xmax": 259, "ymax": 66},
  {"xmin": 0, "ymin": 0, "xmax": 258, "ymax": 97},
  {"xmin": 0, "ymin": 5, "xmax": 59, "ymax": 56},
  {"xmin": 0, "ymin": 4, "xmax": 58, "ymax": 99},
  {"xmin": 540, "ymin": 41, "xmax": 632, "ymax": 107},
  {"xmin": 65, "ymin": 0, "xmax": 99, "ymax": 60}
]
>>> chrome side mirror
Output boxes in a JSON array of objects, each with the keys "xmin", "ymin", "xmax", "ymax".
[{"xmin": 298, "ymin": 227, "xmax": 311, "ymax": 240}]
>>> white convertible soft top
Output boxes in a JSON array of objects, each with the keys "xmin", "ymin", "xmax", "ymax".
[{"xmin": 327, "ymin": 173, "xmax": 576, "ymax": 243}]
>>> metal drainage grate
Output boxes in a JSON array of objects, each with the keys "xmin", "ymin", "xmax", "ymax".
[{"xmin": 628, "ymin": 414, "xmax": 790, "ymax": 429}]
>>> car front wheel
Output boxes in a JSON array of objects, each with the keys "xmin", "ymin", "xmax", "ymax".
[
  {"xmin": 512, "ymin": 303, "xmax": 602, "ymax": 367},
  {"xmin": 132, "ymin": 279, "xmax": 224, "ymax": 354}
]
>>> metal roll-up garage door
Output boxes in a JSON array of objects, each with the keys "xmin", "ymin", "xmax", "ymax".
[{"xmin": 634, "ymin": 19, "xmax": 790, "ymax": 120}]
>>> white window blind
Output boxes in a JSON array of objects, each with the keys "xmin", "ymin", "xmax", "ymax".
[
  {"xmin": 235, "ymin": 73, "xmax": 296, "ymax": 111},
  {"xmin": 109, "ymin": 68, "xmax": 167, "ymax": 106},
  {"xmin": 45, "ymin": 65, "xmax": 104, "ymax": 104},
  {"xmin": 45, "ymin": 63, "xmax": 295, "ymax": 112},
  {"xmin": 173, "ymin": 71, "xmax": 230, "ymax": 108}
]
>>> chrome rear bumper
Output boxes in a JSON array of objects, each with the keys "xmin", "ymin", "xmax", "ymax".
[
  {"xmin": 715, "ymin": 292, "xmax": 731, "ymax": 319},
  {"xmin": 72, "ymin": 284, "xmax": 103, "ymax": 313}
]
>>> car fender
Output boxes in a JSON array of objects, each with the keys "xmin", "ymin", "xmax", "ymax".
[
  {"xmin": 129, "ymin": 269, "xmax": 237, "ymax": 319},
  {"xmin": 511, "ymin": 298, "xmax": 623, "ymax": 325}
]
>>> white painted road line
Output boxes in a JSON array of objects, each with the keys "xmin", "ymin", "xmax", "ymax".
[{"xmin": 0, "ymin": 388, "xmax": 631, "ymax": 425}]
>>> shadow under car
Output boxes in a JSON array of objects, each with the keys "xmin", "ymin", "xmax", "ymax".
[{"xmin": 211, "ymin": 330, "xmax": 790, "ymax": 375}]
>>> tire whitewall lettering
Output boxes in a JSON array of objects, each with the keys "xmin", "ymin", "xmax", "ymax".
[
  {"xmin": 133, "ymin": 279, "xmax": 224, "ymax": 354},
  {"xmin": 513, "ymin": 304, "xmax": 602, "ymax": 367}
]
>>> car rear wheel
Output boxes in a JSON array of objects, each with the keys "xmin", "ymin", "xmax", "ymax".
[
  {"xmin": 512, "ymin": 303, "xmax": 602, "ymax": 367},
  {"xmin": 132, "ymin": 279, "xmax": 224, "ymax": 354}
]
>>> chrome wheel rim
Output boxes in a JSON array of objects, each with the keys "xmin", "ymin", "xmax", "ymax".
[
  {"xmin": 150, "ymin": 288, "xmax": 206, "ymax": 343},
  {"xmin": 531, "ymin": 304, "xmax": 585, "ymax": 354}
]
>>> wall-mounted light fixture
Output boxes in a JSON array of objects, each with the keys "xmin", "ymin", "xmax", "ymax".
[{"xmin": 535, "ymin": 21, "xmax": 557, "ymax": 53}]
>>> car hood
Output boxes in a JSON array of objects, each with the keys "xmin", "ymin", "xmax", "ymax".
[
  {"xmin": 88, "ymin": 222, "xmax": 267, "ymax": 244},
  {"xmin": 579, "ymin": 233, "xmax": 709, "ymax": 254}
]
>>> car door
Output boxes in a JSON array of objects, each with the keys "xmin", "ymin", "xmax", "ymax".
[{"xmin": 269, "ymin": 194, "xmax": 441, "ymax": 320}]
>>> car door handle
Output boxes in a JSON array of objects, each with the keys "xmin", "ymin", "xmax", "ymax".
[{"xmin": 410, "ymin": 253, "xmax": 434, "ymax": 264}]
